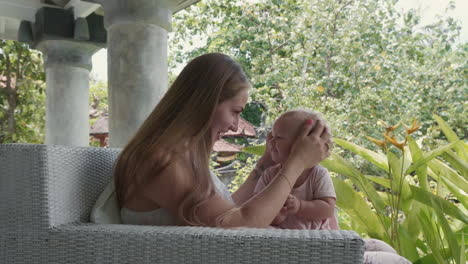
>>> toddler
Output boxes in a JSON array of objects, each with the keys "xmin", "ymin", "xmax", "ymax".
[
  {"xmin": 254, "ymin": 109, "xmax": 411, "ymax": 264},
  {"xmin": 254, "ymin": 109, "xmax": 339, "ymax": 230}
]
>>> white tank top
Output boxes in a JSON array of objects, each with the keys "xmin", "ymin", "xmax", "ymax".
[{"xmin": 120, "ymin": 171, "xmax": 232, "ymax": 225}]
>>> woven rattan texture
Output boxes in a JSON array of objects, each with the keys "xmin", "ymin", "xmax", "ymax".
[{"xmin": 0, "ymin": 143, "xmax": 365, "ymax": 263}]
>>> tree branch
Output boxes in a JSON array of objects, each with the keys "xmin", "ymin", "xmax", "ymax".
[{"xmin": 270, "ymin": 38, "xmax": 293, "ymax": 53}]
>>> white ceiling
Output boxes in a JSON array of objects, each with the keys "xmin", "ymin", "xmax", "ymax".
[{"xmin": 0, "ymin": 0, "xmax": 200, "ymax": 41}]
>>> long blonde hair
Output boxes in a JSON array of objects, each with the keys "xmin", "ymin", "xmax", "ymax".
[{"xmin": 114, "ymin": 53, "xmax": 250, "ymax": 225}]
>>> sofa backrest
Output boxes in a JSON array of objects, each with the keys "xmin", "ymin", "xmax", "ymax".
[{"xmin": 0, "ymin": 143, "xmax": 121, "ymax": 236}]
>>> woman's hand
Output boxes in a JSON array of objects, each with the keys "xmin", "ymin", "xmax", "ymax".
[{"xmin": 289, "ymin": 119, "xmax": 331, "ymax": 170}]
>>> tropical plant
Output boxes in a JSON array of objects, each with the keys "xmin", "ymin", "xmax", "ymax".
[
  {"xmin": 324, "ymin": 115, "xmax": 467, "ymax": 262},
  {"xmin": 242, "ymin": 114, "xmax": 467, "ymax": 263}
]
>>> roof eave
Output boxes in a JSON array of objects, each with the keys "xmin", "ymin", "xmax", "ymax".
[{"xmin": 173, "ymin": 0, "xmax": 201, "ymax": 13}]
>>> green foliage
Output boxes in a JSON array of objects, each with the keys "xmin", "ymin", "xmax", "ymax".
[
  {"xmin": 229, "ymin": 155, "xmax": 259, "ymax": 192},
  {"xmin": 323, "ymin": 116, "xmax": 467, "ymax": 263},
  {"xmin": 0, "ymin": 40, "xmax": 45, "ymax": 143},
  {"xmin": 89, "ymin": 79, "xmax": 108, "ymax": 125},
  {"xmin": 240, "ymin": 102, "xmax": 265, "ymax": 127},
  {"xmin": 170, "ymin": 0, "xmax": 467, "ymax": 153},
  {"xmin": 238, "ymin": 115, "xmax": 467, "ymax": 262}
]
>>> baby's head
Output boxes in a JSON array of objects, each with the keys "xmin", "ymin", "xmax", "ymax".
[{"xmin": 270, "ymin": 109, "xmax": 330, "ymax": 164}]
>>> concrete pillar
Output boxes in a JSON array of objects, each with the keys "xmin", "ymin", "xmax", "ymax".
[
  {"xmin": 38, "ymin": 40, "xmax": 101, "ymax": 146},
  {"xmin": 18, "ymin": 7, "xmax": 106, "ymax": 146},
  {"xmin": 99, "ymin": 0, "xmax": 171, "ymax": 147}
]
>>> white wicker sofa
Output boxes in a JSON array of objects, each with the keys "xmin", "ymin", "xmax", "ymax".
[{"xmin": 0, "ymin": 143, "xmax": 365, "ymax": 263}]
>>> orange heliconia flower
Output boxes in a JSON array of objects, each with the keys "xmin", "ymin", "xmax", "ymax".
[
  {"xmin": 383, "ymin": 134, "xmax": 406, "ymax": 151},
  {"xmin": 378, "ymin": 120, "xmax": 400, "ymax": 134},
  {"xmin": 403, "ymin": 119, "xmax": 421, "ymax": 135},
  {"xmin": 386, "ymin": 122, "xmax": 400, "ymax": 134},
  {"xmin": 366, "ymin": 136, "xmax": 387, "ymax": 148}
]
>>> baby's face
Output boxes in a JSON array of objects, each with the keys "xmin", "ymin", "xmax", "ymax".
[{"xmin": 269, "ymin": 116, "xmax": 302, "ymax": 164}]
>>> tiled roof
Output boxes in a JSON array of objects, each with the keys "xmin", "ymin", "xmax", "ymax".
[
  {"xmin": 213, "ymin": 139, "xmax": 242, "ymax": 153},
  {"xmin": 90, "ymin": 115, "xmax": 108, "ymax": 135},
  {"xmin": 224, "ymin": 117, "xmax": 256, "ymax": 137}
]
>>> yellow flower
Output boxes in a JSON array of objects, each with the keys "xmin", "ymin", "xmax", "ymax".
[
  {"xmin": 383, "ymin": 134, "xmax": 406, "ymax": 151},
  {"xmin": 366, "ymin": 136, "xmax": 387, "ymax": 148},
  {"xmin": 403, "ymin": 119, "xmax": 421, "ymax": 135},
  {"xmin": 316, "ymin": 86, "xmax": 325, "ymax": 93},
  {"xmin": 374, "ymin": 65, "xmax": 381, "ymax": 71}
]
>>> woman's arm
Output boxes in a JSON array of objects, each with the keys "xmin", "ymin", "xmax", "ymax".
[
  {"xmin": 231, "ymin": 157, "xmax": 272, "ymax": 205},
  {"xmin": 210, "ymin": 157, "xmax": 304, "ymax": 228},
  {"xmin": 150, "ymin": 119, "xmax": 330, "ymax": 228},
  {"xmin": 208, "ymin": 119, "xmax": 331, "ymax": 228},
  {"xmin": 231, "ymin": 132, "xmax": 276, "ymax": 205}
]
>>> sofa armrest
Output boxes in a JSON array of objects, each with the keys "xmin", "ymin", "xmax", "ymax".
[
  {"xmin": 43, "ymin": 223, "xmax": 364, "ymax": 264},
  {"xmin": 0, "ymin": 143, "xmax": 120, "ymax": 235}
]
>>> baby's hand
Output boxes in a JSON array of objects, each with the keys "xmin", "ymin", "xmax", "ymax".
[
  {"xmin": 272, "ymin": 206, "xmax": 289, "ymax": 225},
  {"xmin": 285, "ymin": 194, "xmax": 301, "ymax": 214}
]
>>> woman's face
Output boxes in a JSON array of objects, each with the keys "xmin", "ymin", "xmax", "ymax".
[{"xmin": 211, "ymin": 89, "xmax": 249, "ymax": 144}]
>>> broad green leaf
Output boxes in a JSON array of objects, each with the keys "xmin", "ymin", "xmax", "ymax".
[
  {"xmin": 388, "ymin": 151, "xmax": 403, "ymax": 189},
  {"xmin": 428, "ymin": 159, "xmax": 468, "ymax": 208},
  {"xmin": 429, "ymin": 158, "xmax": 468, "ymax": 191},
  {"xmin": 464, "ymin": 142, "xmax": 468, "ymax": 159},
  {"xmin": 398, "ymin": 225, "xmax": 420, "ymax": 262},
  {"xmin": 415, "ymin": 238, "xmax": 429, "ymax": 254},
  {"xmin": 405, "ymin": 141, "xmax": 460, "ymax": 175},
  {"xmin": 433, "ymin": 204, "xmax": 461, "ymax": 263},
  {"xmin": 387, "ymin": 151, "xmax": 412, "ymax": 202},
  {"xmin": 408, "ymin": 136, "xmax": 429, "ymax": 191},
  {"xmin": 332, "ymin": 178, "xmax": 388, "ymax": 240},
  {"xmin": 460, "ymin": 231, "xmax": 465, "ymax": 264},
  {"xmin": 322, "ymin": 153, "xmax": 387, "ymax": 213},
  {"xmin": 442, "ymin": 150, "xmax": 468, "ymax": 180},
  {"xmin": 410, "ymin": 185, "xmax": 468, "ymax": 224},
  {"xmin": 366, "ymin": 175, "xmax": 390, "ymax": 188},
  {"xmin": 241, "ymin": 145, "xmax": 265, "ymax": 156},
  {"xmin": 418, "ymin": 209, "xmax": 446, "ymax": 264},
  {"xmin": 413, "ymin": 248, "xmax": 453, "ymax": 264},
  {"xmin": 333, "ymin": 138, "xmax": 388, "ymax": 171},
  {"xmin": 438, "ymin": 176, "xmax": 468, "ymax": 209},
  {"xmin": 403, "ymin": 146, "xmax": 413, "ymax": 175},
  {"xmin": 434, "ymin": 114, "xmax": 467, "ymax": 162},
  {"xmin": 321, "ymin": 153, "xmax": 362, "ymax": 179},
  {"xmin": 404, "ymin": 202, "xmax": 423, "ymax": 239}
]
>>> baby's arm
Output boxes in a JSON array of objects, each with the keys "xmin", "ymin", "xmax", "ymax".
[
  {"xmin": 285, "ymin": 166, "xmax": 337, "ymax": 220},
  {"xmin": 293, "ymin": 197, "xmax": 336, "ymax": 220}
]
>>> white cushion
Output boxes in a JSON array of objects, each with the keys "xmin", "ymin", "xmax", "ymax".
[{"xmin": 90, "ymin": 180, "xmax": 122, "ymax": 224}]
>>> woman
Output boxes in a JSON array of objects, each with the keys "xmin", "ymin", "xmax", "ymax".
[{"xmin": 114, "ymin": 53, "xmax": 331, "ymax": 227}]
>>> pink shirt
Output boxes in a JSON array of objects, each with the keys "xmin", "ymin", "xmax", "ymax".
[{"xmin": 254, "ymin": 164, "xmax": 339, "ymax": 230}]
